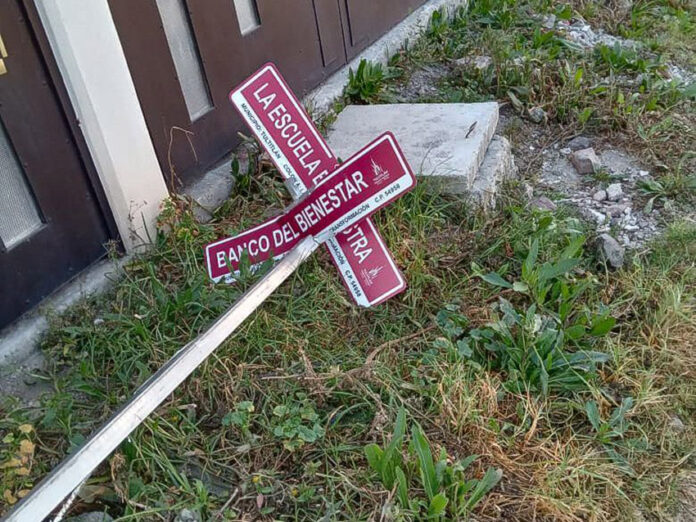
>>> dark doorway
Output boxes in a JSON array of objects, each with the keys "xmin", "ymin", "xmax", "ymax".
[
  {"xmin": 0, "ymin": 0, "xmax": 112, "ymax": 328},
  {"xmin": 109, "ymin": 0, "xmax": 428, "ymax": 186}
]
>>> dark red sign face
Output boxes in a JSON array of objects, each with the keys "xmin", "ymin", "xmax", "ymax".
[
  {"xmin": 229, "ymin": 63, "xmax": 407, "ymax": 305},
  {"xmin": 205, "ymin": 133, "xmax": 415, "ymax": 283}
]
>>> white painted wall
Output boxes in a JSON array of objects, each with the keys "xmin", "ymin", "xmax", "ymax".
[{"xmin": 36, "ymin": 0, "xmax": 169, "ymax": 252}]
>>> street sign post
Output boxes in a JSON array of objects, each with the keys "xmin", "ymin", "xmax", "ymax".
[
  {"xmin": 229, "ymin": 63, "xmax": 406, "ymax": 306},
  {"xmin": 5, "ymin": 65, "xmax": 417, "ymax": 522},
  {"xmin": 206, "ymin": 132, "xmax": 415, "ymax": 282}
]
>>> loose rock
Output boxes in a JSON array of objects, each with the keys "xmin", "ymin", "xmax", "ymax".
[
  {"xmin": 567, "ymin": 136, "xmax": 592, "ymax": 151},
  {"xmin": 175, "ymin": 509, "xmax": 201, "ymax": 522},
  {"xmin": 570, "ymin": 147, "xmax": 601, "ymax": 174},
  {"xmin": 592, "ymin": 189, "xmax": 607, "ymax": 202},
  {"xmin": 596, "ymin": 233, "xmax": 625, "ymax": 269},
  {"xmin": 542, "ymin": 14, "xmax": 556, "ymax": 29},
  {"xmin": 529, "ymin": 196, "xmax": 557, "ymax": 211},
  {"xmin": 606, "ymin": 204, "xmax": 628, "ymax": 217},
  {"xmin": 668, "ymin": 415, "xmax": 685, "ymax": 433},
  {"xmin": 454, "ymin": 55, "xmax": 493, "ymax": 72},
  {"xmin": 528, "ymin": 106, "xmax": 547, "ymax": 124},
  {"xmin": 606, "ymin": 183, "xmax": 623, "ymax": 201},
  {"xmin": 66, "ymin": 513, "xmax": 113, "ymax": 522},
  {"xmin": 587, "ymin": 208, "xmax": 607, "ymax": 225}
]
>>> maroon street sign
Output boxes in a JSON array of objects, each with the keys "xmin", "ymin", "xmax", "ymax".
[
  {"xmin": 206, "ymin": 133, "xmax": 415, "ymax": 282},
  {"xmin": 229, "ymin": 63, "xmax": 405, "ymax": 306}
]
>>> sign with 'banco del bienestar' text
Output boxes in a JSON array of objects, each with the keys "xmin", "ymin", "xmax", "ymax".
[
  {"xmin": 205, "ymin": 132, "xmax": 415, "ymax": 283},
  {"xmin": 228, "ymin": 63, "xmax": 406, "ymax": 306}
]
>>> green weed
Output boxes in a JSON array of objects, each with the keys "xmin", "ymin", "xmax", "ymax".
[
  {"xmin": 345, "ymin": 59, "xmax": 387, "ymax": 103},
  {"xmin": 365, "ymin": 409, "xmax": 501, "ymax": 519}
]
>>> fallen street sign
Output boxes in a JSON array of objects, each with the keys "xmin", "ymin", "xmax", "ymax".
[
  {"xmin": 206, "ymin": 132, "xmax": 415, "ymax": 283},
  {"xmin": 229, "ymin": 62, "xmax": 406, "ymax": 306}
]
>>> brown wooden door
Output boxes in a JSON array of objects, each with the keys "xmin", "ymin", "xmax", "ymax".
[
  {"xmin": 339, "ymin": 0, "xmax": 429, "ymax": 60},
  {"xmin": 0, "ymin": 0, "xmax": 111, "ymax": 328},
  {"xmin": 110, "ymin": 0, "xmax": 339, "ymax": 186},
  {"xmin": 110, "ymin": 0, "xmax": 427, "ymax": 185}
]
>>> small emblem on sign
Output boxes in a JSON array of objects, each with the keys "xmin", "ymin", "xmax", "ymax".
[
  {"xmin": 361, "ymin": 265, "xmax": 384, "ymax": 286},
  {"xmin": 371, "ymin": 158, "xmax": 390, "ymax": 186}
]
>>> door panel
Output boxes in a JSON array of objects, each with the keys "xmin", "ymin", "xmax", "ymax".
[
  {"xmin": 110, "ymin": 0, "xmax": 428, "ymax": 185},
  {"xmin": 313, "ymin": 0, "xmax": 346, "ymax": 69},
  {"xmin": 0, "ymin": 0, "xmax": 110, "ymax": 328},
  {"xmin": 339, "ymin": 0, "xmax": 428, "ymax": 59},
  {"xmin": 110, "ymin": 0, "xmax": 336, "ymax": 186}
]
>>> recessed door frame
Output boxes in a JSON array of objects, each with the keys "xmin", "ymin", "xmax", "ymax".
[{"xmin": 23, "ymin": 0, "xmax": 119, "ymax": 245}]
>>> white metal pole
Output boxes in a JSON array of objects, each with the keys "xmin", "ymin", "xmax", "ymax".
[{"xmin": 4, "ymin": 237, "xmax": 320, "ymax": 522}]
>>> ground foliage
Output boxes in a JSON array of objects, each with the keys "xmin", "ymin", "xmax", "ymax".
[{"xmin": 2, "ymin": 0, "xmax": 696, "ymax": 520}]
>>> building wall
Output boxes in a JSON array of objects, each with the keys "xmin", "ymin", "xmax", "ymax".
[{"xmin": 36, "ymin": 0, "xmax": 169, "ymax": 253}]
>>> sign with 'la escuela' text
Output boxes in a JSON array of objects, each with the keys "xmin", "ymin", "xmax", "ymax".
[
  {"xmin": 205, "ymin": 132, "xmax": 415, "ymax": 283},
  {"xmin": 226, "ymin": 63, "xmax": 407, "ymax": 306}
]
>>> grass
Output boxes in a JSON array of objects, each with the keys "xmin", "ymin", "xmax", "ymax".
[{"xmin": 2, "ymin": 0, "xmax": 696, "ymax": 520}]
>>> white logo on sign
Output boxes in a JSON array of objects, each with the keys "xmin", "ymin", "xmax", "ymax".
[
  {"xmin": 371, "ymin": 158, "xmax": 390, "ymax": 186},
  {"xmin": 360, "ymin": 265, "xmax": 384, "ymax": 286}
]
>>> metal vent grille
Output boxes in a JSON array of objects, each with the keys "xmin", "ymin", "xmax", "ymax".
[
  {"xmin": 0, "ymin": 119, "xmax": 42, "ymax": 249},
  {"xmin": 233, "ymin": 0, "xmax": 261, "ymax": 35},
  {"xmin": 156, "ymin": 0, "xmax": 213, "ymax": 121}
]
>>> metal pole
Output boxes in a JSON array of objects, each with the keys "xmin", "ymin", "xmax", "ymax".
[{"xmin": 4, "ymin": 237, "xmax": 320, "ymax": 522}]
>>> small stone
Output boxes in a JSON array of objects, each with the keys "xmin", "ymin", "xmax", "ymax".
[
  {"xmin": 66, "ymin": 513, "xmax": 114, "ymax": 522},
  {"xmin": 596, "ymin": 233, "xmax": 625, "ymax": 269},
  {"xmin": 454, "ymin": 55, "xmax": 493, "ymax": 72},
  {"xmin": 638, "ymin": 170, "xmax": 649, "ymax": 177},
  {"xmin": 668, "ymin": 414, "xmax": 685, "ymax": 433},
  {"xmin": 523, "ymin": 182, "xmax": 534, "ymax": 199},
  {"xmin": 606, "ymin": 204, "xmax": 627, "ymax": 217},
  {"xmin": 587, "ymin": 208, "xmax": 607, "ymax": 224},
  {"xmin": 606, "ymin": 183, "xmax": 623, "ymax": 201},
  {"xmin": 529, "ymin": 196, "xmax": 557, "ymax": 211},
  {"xmin": 567, "ymin": 136, "xmax": 592, "ymax": 151},
  {"xmin": 542, "ymin": 14, "xmax": 556, "ymax": 29},
  {"xmin": 175, "ymin": 509, "xmax": 201, "ymax": 522},
  {"xmin": 570, "ymin": 147, "xmax": 601, "ymax": 174},
  {"xmin": 93, "ymin": 318, "xmax": 104, "ymax": 326},
  {"xmin": 560, "ymin": 147, "xmax": 571, "ymax": 155},
  {"xmin": 592, "ymin": 189, "xmax": 607, "ymax": 202},
  {"xmin": 528, "ymin": 106, "xmax": 547, "ymax": 124}
]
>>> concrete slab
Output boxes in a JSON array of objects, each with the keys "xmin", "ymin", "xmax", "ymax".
[
  {"xmin": 469, "ymin": 136, "xmax": 518, "ymax": 210},
  {"xmin": 326, "ymin": 102, "xmax": 499, "ymax": 194},
  {"xmin": 305, "ymin": 0, "xmax": 467, "ymax": 114}
]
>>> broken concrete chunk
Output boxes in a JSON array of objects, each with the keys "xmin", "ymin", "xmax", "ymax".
[
  {"xmin": 606, "ymin": 183, "xmax": 623, "ymax": 201},
  {"xmin": 587, "ymin": 208, "xmax": 607, "ymax": 225},
  {"xmin": 454, "ymin": 55, "xmax": 493, "ymax": 72},
  {"xmin": 668, "ymin": 414, "xmax": 685, "ymax": 433},
  {"xmin": 66, "ymin": 513, "xmax": 114, "ymax": 522},
  {"xmin": 570, "ymin": 147, "xmax": 601, "ymax": 174},
  {"xmin": 542, "ymin": 14, "xmax": 556, "ymax": 29},
  {"xmin": 596, "ymin": 233, "xmax": 625, "ymax": 269},
  {"xmin": 175, "ymin": 509, "xmax": 202, "ymax": 522},
  {"xmin": 592, "ymin": 189, "xmax": 607, "ymax": 202},
  {"xmin": 527, "ymin": 106, "xmax": 547, "ymax": 124},
  {"xmin": 327, "ymin": 103, "xmax": 499, "ymax": 194},
  {"xmin": 606, "ymin": 204, "xmax": 628, "ymax": 217},
  {"xmin": 469, "ymin": 135, "xmax": 517, "ymax": 210},
  {"xmin": 529, "ymin": 196, "xmax": 557, "ymax": 211},
  {"xmin": 567, "ymin": 135, "xmax": 592, "ymax": 151}
]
